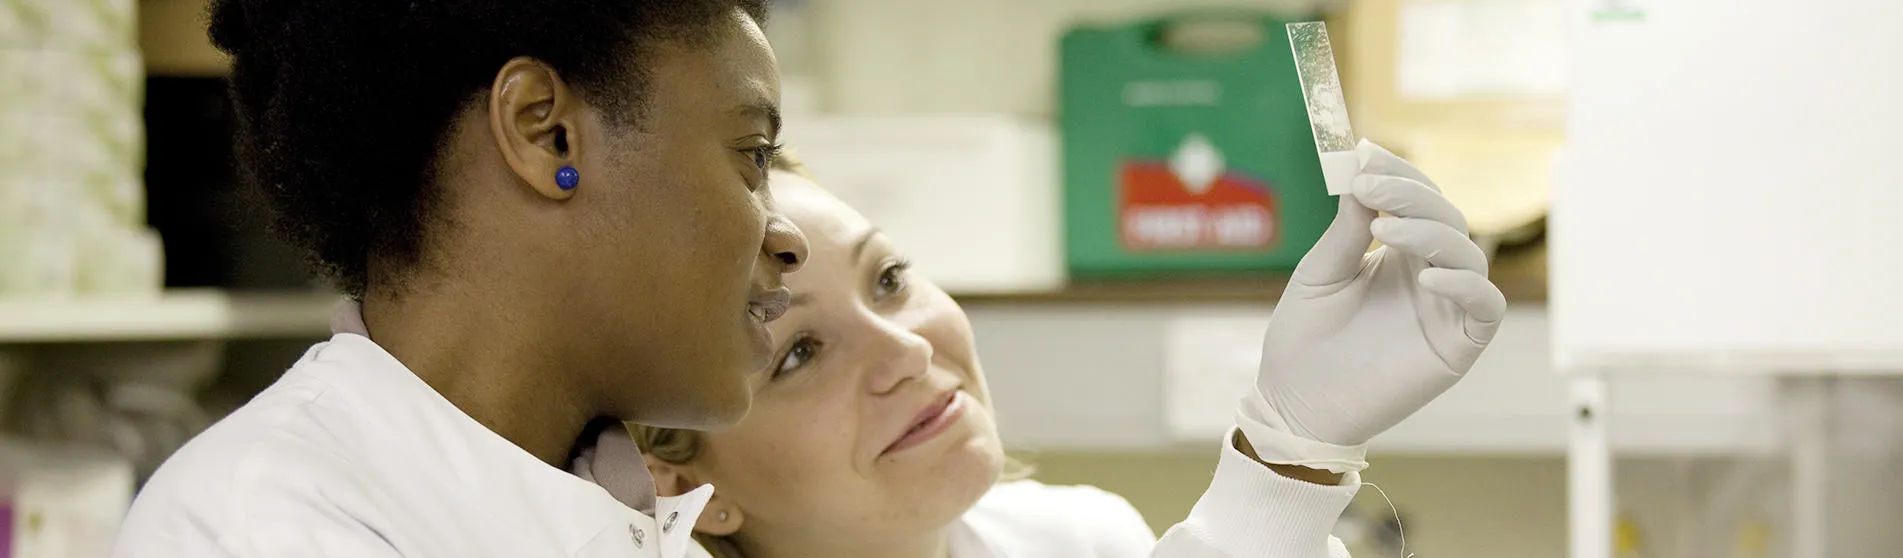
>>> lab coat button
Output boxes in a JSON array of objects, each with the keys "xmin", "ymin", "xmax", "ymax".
[
  {"xmin": 630, "ymin": 525, "xmax": 645, "ymax": 548},
  {"xmin": 662, "ymin": 511, "xmax": 679, "ymax": 533}
]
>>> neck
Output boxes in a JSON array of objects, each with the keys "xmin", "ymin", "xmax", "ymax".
[
  {"xmin": 733, "ymin": 526, "xmax": 951, "ymax": 558},
  {"xmin": 362, "ymin": 276, "xmax": 595, "ymax": 466}
]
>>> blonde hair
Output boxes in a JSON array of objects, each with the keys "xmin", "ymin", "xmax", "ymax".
[
  {"xmin": 626, "ymin": 421, "xmax": 1032, "ymax": 558},
  {"xmin": 628, "ymin": 147, "xmax": 1030, "ymax": 558},
  {"xmin": 768, "ymin": 147, "xmax": 811, "ymax": 178},
  {"xmin": 626, "ymin": 423, "xmax": 741, "ymax": 556}
]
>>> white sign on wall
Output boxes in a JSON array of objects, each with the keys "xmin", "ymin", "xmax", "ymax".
[
  {"xmin": 1397, "ymin": 0, "xmax": 1569, "ymax": 100},
  {"xmin": 1162, "ymin": 315, "xmax": 1269, "ymax": 440}
]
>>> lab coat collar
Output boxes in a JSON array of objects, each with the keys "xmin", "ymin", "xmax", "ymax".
[
  {"xmin": 329, "ymin": 298, "xmax": 370, "ymax": 337},
  {"xmin": 566, "ymin": 407, "xmax": 718, "ymax": 556},
  {"xmin": 324, "ymin": 301, "xmax": 711, "ymax": 556},
  {"xmin": 571, "ymin": 422, "xmax": 660, "ymax": 515}
]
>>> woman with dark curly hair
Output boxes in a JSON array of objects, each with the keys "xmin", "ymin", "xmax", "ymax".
[{"xmin": 111, "ymin": 1, "xmax": 806, "ymax": 556}]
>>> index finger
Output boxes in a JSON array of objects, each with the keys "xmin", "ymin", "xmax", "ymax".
[
  {"xmin": 1357, "ymin": 139, "xmax": 1442, "ymax": 192},
  {"xmin": 1351, "ymin": 174, "xmax": 1471, "ymax": 235}
]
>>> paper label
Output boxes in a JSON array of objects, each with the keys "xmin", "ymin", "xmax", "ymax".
[
  {"xmin": 1163, "ymin": 315, "xmax": 1269, "ymax": 440},
  {"xmin": 1116, "ymin": 163, "xmax": 1279, "ymax": 252}
]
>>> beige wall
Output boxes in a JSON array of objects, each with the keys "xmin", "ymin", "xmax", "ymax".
[
  {"xmin": 1336, "ymin": 0, "xmax": 1563, "ymax": 136},
  {"xmin": 141, "ymin": 0, "xmax": 227, "ymax": 76},
  {"xmin": 131, "ymin": 4, "xmax": 1575, "ymax": 553},
  {"xmin": 1015, "ymin": 8, "xmax": 1568, "ymax": 553},
  {"xmin": 1337, "ymin": 0, "xmax": 1558, "ymax": 237}
]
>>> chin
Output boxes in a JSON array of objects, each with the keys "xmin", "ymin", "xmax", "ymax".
[
  {"xmin": 693, "ymin": 328, "xmax": 767, "ymax": 429},
  {"xmin": 641, "ymin": 370, "xmax": 754, "ymax": 430},
  {"xmin": 891, "ymin": 417, "xmax": 1006, "ymax": 527},
  {"xmin": 877, "ymin": 450, "xmax": 999, "ymax": 534},
  {"xmin": 959, "ymin": 433, "xmax": 1007, "ymax": 499},
  {"xmin": 699, "ymin": 378, "xmax": 756, "ymax": 429}
]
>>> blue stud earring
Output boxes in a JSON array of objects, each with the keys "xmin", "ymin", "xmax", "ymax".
[{"xmin": 555, "ymin": 166, "xmax": 580, "ymax": 191}]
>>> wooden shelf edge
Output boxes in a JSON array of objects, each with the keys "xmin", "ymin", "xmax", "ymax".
[
  {"xmin": 0, "ymin": 289, "xmax": 341, "ymax": 343},
  {"xmin": 954, "ymin": 269, "xmax": 1545, "ymax": 305}
]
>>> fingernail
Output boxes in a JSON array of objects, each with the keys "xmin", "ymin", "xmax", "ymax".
[{"xmin": 1355, "ymin": 138, "xmax": 1388, "ymax": 166}]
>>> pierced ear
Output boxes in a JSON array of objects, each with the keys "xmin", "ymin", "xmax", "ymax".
[
  {"xmin": 644, "ymin": 455, "xmax": 744, "ymax": 536},
  {"xmin": 487, "ymin": 56, "xmax": 580, "ymax": 201}
]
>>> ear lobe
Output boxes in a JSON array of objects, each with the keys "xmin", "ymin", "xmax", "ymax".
[
  {"xmin": 487, "ymin": 56, "xmax": 579, "ymax": 201},
  {"xmin": 643, "ymin": 455, "xmax": 744, "ymax": 536},
  {"xmin": 694, "ymin": 498, "xmax": 743, "ymax": 537}
]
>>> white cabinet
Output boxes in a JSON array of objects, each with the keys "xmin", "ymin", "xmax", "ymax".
[{"xmin": 1557, "ymin": 0, "xmax": 1903, "ymax": 556}]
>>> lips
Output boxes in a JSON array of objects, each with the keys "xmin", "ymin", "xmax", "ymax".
[
  {"xmin": 748, "ymin": 287, "xmax": 791, "ymax": 324},
  {"xmin": 883, "ymin": 388, "xmax": 965, "ymax": 455}
]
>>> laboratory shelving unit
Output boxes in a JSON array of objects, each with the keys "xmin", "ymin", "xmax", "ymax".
[
  {"xmin": 1557, "ymin": 0, "xmax": 1903, "ymax": 557},
  {"xmin": 0, "ymin": 275, "xmax": 1590, "ymax": 458}
]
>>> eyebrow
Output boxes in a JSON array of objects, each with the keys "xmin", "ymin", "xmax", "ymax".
[
  {"xmin": 788, "ymin": 228, "xmax": 883, "ymax": 309},
  {"xmin": 737, "ymin": 100, "xmax": 781, "ymax": 138},
  {"xmin": 850, "ymin": 227, "xmax": 881, "ymax": 262}
]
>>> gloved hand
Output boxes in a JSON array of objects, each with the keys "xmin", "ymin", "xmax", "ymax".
[{"xmin": 1237, "ymin": 140, "xmax": 1506, "ymax": 473}]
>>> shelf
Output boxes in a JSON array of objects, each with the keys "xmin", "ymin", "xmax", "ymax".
[
  {"xmin": 967, "ymin": 302, "xmax": 1780, "ymax": 456},
  {"xmin": 0, "ymin": 289, "xmax": 342, "ymax": 343},
  {"xmin": 0, "ymin": 286, "xmax": 1788, "ymax": 455},
  {"xmin": 952, "ymin": 243, "xmax": 1547, "ymax": 305}
]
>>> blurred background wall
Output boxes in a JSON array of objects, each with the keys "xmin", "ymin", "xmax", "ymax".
[
  {"xmin": 8, "ymin": 0, "xmax": 1897, "ymax": 556},
  {"xmin": 119, "ymin": 3, "xmax": 1573, "ymax": 557}
]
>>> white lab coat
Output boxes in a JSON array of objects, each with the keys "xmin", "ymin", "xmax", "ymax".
[
  {"xmin": 644, "ymin": 433, "xmax": 1362, "ymax": 558},
  {"xmin": 944, "ymin": 437, "xmax": 1359, "ymax": 558},
  {"xmin": 111, "ymin": 332, "xmax": 711, "ymax": 558},
  {"xmin": 572, "ymin": 406, "xmax": 1363, "ymax": 556},
  {"xmin": 115, "ymin": 319, "xmax": 1360, "ymax": 557}
]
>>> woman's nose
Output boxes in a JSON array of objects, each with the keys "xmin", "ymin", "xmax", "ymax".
[
  {"xmin": 761, "ymin": 213, "xmax": 807, "ymax": 274},
  {"xmin": 865, "ymin": 321, "xmax": 933, "ymax": 395}
]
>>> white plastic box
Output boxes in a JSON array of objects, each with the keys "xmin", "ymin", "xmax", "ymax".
[
  {"xmin": 1557, "ymin": 0, "xmax": 1903, "ymax": 556},
  {"xmin": 0, "ymin": 439, "xmax": 135, "ymax": 558},
  {"xmin": 777, "ymin": 115, "xmax": 1064, "ymax": 295},
  {"xmin": 29, "ymin": 0, "xmax": 135, "ymax": 54}
]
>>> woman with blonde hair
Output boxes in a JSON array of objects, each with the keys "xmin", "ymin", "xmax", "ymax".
[{"xmin": 579, "ymin": 140, "xmax": 1505, "ymax": 557}]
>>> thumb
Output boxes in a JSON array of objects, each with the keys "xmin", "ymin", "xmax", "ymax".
[
  {"xmin": 1357, "ymin": 138, "xmax": 1441, "ymax": 192},
  {"xmin": 1291, "ymin": 194, "xmax": 1377, "ymax": 287}
]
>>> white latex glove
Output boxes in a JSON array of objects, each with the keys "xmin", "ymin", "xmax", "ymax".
[{"xmin": 1237, "ymin": 140, "xmax": 1507, "ymax": 473}]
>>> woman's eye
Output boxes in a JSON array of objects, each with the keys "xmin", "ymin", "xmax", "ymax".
[
  {"xmin": 750, "ymin": 144, "xmax": 783, "ymax": 173},
  {"xmin": 774, "ymin": 336, "xmax": 820, "ymax": 378},
  {"xmin": 877, "ymin": 260, "xmax": 912, "ymax": 297}
]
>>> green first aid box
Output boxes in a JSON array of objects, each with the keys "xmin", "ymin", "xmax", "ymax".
[{"xmin": 1060, "ymin": 13, "xmax": 1335, "ymax": 276}]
